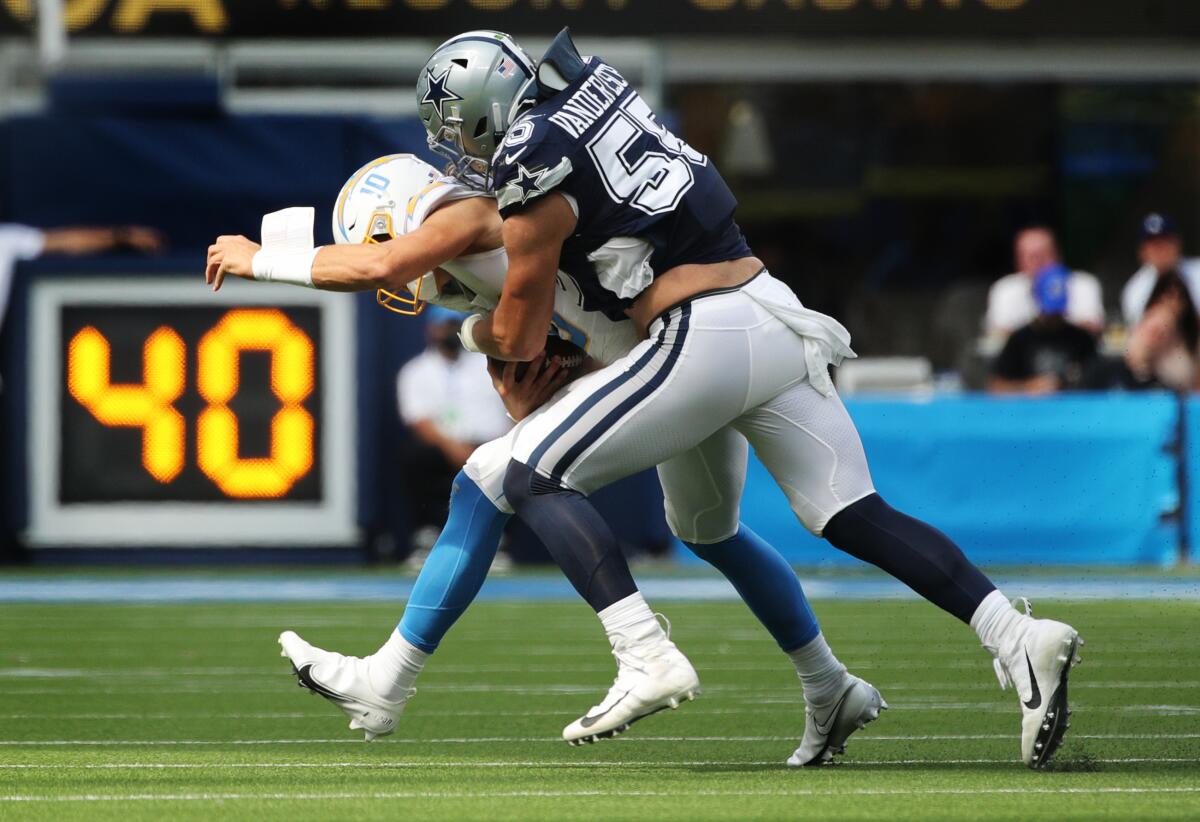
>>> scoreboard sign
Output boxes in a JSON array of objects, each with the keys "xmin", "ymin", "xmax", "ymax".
[
  {"xmin": 1, "ymin": 0, "xmax": 1197, "ymax": 40},
  {"xmin": 26, "ymin": 277, "xmax": 356, "ymax": 546}
]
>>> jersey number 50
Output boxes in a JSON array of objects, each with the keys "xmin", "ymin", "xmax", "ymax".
[{"xmin": 586, "ymin": 95, "xmax": 707, "ymax": 216}]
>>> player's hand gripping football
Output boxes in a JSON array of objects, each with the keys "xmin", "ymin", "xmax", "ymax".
[
  {"xmin": 205, "ymin": 235, "xmax": 261, "ymax": 292},
  {"xmin": 488, "ymin": 352, "xmax": 573, "ymax": 422}
]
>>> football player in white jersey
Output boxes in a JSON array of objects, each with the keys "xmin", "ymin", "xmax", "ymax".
[
  {"xmin": 412, "ymin": 28, "xmax": 1083, "ymax": 768},
  {"xmin": 206, "ymin": 154, "xmax": 883, "ymax": 765}
]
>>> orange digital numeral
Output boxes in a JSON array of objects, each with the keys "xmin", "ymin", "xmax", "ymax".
[
  {"xmin": 196, "ymin": 309, "xmax": 315, "ymax": 499},
  {"xmin": 67, "ymin": 325, "xmax": 187, "ymax": 483}
]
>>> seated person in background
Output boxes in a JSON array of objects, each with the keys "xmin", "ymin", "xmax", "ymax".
[
  {"xmin": 989, "ymin": 264, "xmax": 1098, "ymax": 395},
  {"xmin": 396, "ymin": 306, "xmax": 512, "ymax": 556},
  {"xmin": 985, "ymin": 226, "xmax": 1104, "ymax": 339},
  {"xmin": 1121, "ymin": 212, "xmax": 1200, "ymax": 328},
  {"xmin": 1088, "ymin": 270, "xmax": 1200, "ymax": 392}
]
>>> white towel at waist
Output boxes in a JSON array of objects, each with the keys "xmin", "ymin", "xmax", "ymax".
[{"xmin": 741, "ymin": 271, "xmax": 856, "ymax": 398}]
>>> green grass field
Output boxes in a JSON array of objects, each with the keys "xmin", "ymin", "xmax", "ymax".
[{"xmin": 2, "ymin": 597, "xmax": 1198, "ymax": 820}]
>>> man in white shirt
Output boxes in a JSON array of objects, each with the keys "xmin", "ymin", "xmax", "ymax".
[
  {"xmin": 1121, "ymin": 212, "xmax": 1200, "ymax": 328},
  {"xmin": 395, "ymin": 305, "xmax": 512, "ymax": 553},
  {"xmin": 984, "ymin": 226, "xmax": 1104, "ymax": 339}
]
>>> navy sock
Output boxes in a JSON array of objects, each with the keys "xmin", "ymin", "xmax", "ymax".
[
  {"xmin": 503, "ymin": 460, "xmax": 638, "ymax": 613},
  {"xmin": 398, "ymin": 471, "xmax": 509, "ymax": 652},
  {"xmin": 823, "ymin": 493, "xmax": 996, "ymax": 624},
  {"xmin": 685, "ymin": 525, "xmax": 820, "ymax": 652}
]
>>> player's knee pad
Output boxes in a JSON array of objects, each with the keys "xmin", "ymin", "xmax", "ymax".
[{"xmin": 665, "ymin": 510, "xmax": 739, "ymax": 546}]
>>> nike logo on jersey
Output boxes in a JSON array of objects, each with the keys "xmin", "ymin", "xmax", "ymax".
[
  {"xmin": 579, "ymin": 690, "xmax": 631, "ymax": 728},
  {"xmin": 1023, "ymin": 650, "xmax": 1042, "ymax": 709},
  {"xmin": 503, "ymin": 147, "xmax": 529, "ymax": 165},
  {"xmin": 813, "ymin": 690, "xmax": 851, "ymax": 736}
]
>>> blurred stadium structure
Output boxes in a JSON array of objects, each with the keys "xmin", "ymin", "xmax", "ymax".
[{"xmin": 1, "ymin": 1, "xmax": 1199, "ymax": 565}]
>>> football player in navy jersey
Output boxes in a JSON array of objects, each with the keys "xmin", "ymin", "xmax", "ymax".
[
  {"xmin": 417, "ymin": 28, "xmax": 1082, "ymax": 769},
  {"xmin": 208, "ymin": 153, "xmax": 875, "ymax": 765}
]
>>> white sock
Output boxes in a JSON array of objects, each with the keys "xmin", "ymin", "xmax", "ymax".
[
  {"xmin": 597, "ymin": 592, "xmax": 666, "ymax": 648},
  {"xmin": 787, "ymin": 633, "xmax": 847, "ymax": 706},
  {"xmin": 367, "ymin": 629, "xmax": 428, "ymax": 702},
  {"xmin": 970, "ymin": 589, "xmax": 1032, "ymax": 655}
]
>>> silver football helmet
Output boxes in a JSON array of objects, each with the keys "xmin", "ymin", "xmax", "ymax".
[{"xmin": 415, "ymin": 30, "xmax": 536, "ymax": 187}]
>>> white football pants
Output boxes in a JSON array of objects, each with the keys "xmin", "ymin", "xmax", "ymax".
[{"xmin": 497, "ymin": 271, "xmax": 876, "ymax": 540}]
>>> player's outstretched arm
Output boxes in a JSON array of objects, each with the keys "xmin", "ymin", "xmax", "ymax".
[
  {"xmin": 467, "ymin": 193, "xmax": 577, "ymax": 361},
  {"xmin": 205, "ymin": 197, "xmax": 490, "ymax": 293}
]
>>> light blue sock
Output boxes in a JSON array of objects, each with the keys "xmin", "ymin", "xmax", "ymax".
[
  {"xmin": 685, "ymin": 524, "xmax": 820, "ymax": 652},
  {"xmin": 398, "ymin": 471, "xmax": 509, "ymax": 653}
]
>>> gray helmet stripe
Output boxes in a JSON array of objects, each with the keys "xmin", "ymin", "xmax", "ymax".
[{"xmin": 434, "ymin": 34, "xmax": 534, "ymax": 78}]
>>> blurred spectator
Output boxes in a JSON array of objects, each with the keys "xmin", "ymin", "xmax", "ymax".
[
  {"xmin": 984, "ymin": 226, "xmax": 1104, "ymax": 339},
  {"xmin": 396, "ymin": 306, "xmax": 511, "ymax": 557},
  {"xmin": 989, "ymin": 264, "xmax": 1098, "ymax": 395},
  {"xmin": 1087, "ymin": 270, "xmax": 1200, "ymax": 392},
  {"xmin": 0, "ymin": 223, "xmax": 164, "ymax": 334},
  {"xmin": 1, "ymin": 222, "xmax": 164, "ymax": 563},
  {"xmin": 1120, "ymin": 213, "xmax": 1200, "ymax": 328}
]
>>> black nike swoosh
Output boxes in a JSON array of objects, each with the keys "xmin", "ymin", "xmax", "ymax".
[
  {"xmin": 814, "ymin": 690, "xmax": 851, "ymax": 736},
  {"xmin": 1023, "ymin": 650, "xmax": 1042, "ymax": 710},
  {"xmin": 295, "ymin": 663, "xmax": 351, "ymax": 705},
  {"xmin": 579, "ymin": 690, "xmax": 631, "ymax": 728}
]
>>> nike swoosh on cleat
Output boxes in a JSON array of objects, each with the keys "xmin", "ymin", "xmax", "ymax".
[
  {"xmin": 295, "ymin": 663, "xmax": 352, "ymax": 705},
  {"xmin": 814, "ymin": 690, "xmax": 851, "ymax": 736},
  {"xmin": 579, "ymin": 690, "xmax": 631, "ymax": 728},
  {"xmin": 1024, "ymin": 649, "xmax": 1042, "ymax": 710}
]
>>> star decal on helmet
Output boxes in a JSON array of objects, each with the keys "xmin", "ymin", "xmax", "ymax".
[{"xmin": 421, "ymin": 67, "xmax": 464, "ymax": 121}]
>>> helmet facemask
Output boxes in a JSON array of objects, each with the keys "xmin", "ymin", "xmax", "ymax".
[
  {"xmin": 425, "ymin": 103, "xmax": 496, "ymax": 191},
  {"xmin": 362, "ymin": 209, "xmax": 428, "ymax": 317}
]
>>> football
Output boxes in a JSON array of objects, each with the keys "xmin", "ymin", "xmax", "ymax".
[{"xmin": 489, "ymin": 334, "xmax": 587, "ymax": 381}]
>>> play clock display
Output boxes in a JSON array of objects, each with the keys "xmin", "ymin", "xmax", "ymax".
[{"xmin": 26, "ymin": 277, "xmax": 356, "ymax": 546}]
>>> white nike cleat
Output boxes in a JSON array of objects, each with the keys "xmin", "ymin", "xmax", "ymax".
[
  {"xmin": 278, "ymin": 630, "xmax": 414, "ymax": 742},
  {"xmin": 986, "ymin": 599, "xmax": 1083, "ymax": 769},
  {"xmin": 563, "ymin": 629, "xmax": 700, "ymax": 746},
  {"xmin": 787, "ymin": 674, "xmax": 887, "ymax": 766}
]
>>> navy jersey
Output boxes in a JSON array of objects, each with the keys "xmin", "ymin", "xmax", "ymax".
[{"xmin": 490, "ymin": 58, "xmax": 751, "ymax": 319}]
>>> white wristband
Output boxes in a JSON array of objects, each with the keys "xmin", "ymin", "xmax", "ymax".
[
  {"xmin": 459, "ymin": 313, "xmax": 484, "ymax": 353},
  {"xmin": 251, "ymin": 247, "xmax": 319, "ymax": 288}
]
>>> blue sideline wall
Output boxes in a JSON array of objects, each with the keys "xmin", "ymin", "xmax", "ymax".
[{"xmin": 719, "ymin": 393, "xmax": 1182, "ymax": 568}]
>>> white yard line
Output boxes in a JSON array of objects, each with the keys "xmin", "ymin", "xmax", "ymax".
[
  {"xmin": 0, "ymin": 757, "xmax": 1196, "ymax": 770},
  {"xmin": 2, "ymin": 787, "xmax": 1199, "ymax": 802},
  {"xmin": 4, "ymin": 681, "xmax": 1197, "ymax": 697},
  {"xmin": 2, "ymin": 703, "xmax": 1195, "ymax": 720},
  {"xmin": 1, "ymin": 733, "xmax": 1198, "ymax": 745}
]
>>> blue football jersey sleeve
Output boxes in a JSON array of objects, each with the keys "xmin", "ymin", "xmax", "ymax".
[{"xmin": 489, "ymin": 58, "xmax": 751, "ymax": 314}]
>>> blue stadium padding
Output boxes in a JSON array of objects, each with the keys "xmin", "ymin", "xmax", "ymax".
[
  {"xmin": 1182, "ymin": 396, "xmax": 1200, "ymax": 557},
  {"xmin": 677, "ymin": 393, "xmax": 1180, "ymax": 567}
]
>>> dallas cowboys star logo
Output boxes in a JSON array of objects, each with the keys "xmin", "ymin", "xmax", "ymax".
[
  {"xmin": 421, "ymin": 67, "xmax": 463, "ymax": 121},
  {"xmin": 507, "ymin": 163, "xmax": 549, "ymax": 204}
]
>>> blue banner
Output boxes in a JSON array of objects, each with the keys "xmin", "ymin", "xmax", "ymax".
[{"xmin": 709, "ymin": 393, "xmax": 1180, "ymax": 568}]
